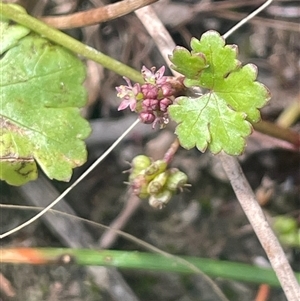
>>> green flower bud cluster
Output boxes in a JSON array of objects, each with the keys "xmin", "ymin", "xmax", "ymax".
[{"xmin": 129, "ymin": 155, "xmax": 188, "ymax": 209}]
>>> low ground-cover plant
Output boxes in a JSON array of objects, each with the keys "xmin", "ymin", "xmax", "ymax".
[{"xmin": 1, "ymin": 1, "xmax": 299, "ymax": 300}]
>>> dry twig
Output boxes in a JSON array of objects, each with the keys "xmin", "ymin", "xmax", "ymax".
[
  {"xmin": 219, "ymin": 153, "xmax": 300, "ymax": 301},
  {"xmin": 41, "ymin": 0, "xmax": 157, "ymax": 29}
]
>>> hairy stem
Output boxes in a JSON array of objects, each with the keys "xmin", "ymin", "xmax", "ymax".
[
  {"xmin": 219, "ymin": 152, "xmax": 300, "ymax": 301},
  {"xmin": 0, "ymin": 3, "xmax": 143, "ymax": 83}
]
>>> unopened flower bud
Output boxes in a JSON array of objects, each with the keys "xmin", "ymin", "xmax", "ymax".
[
  {"xmin": 129, "ymin": 155, "xmax": 152, "ymax": 182},
  {"xmin": 161, "ymin": 82, "xmax": 173, "ymax": 97},
  {"xmin": 131, "ymin": 174, "xmax": 150, "ymax": 199},
  {"xmin": 159, "ymin": 98, "xmax": 173, "ymax": 112},
  {"xmin": 139, "ymin": 112, "xmax": 156, "ymax": 124},
  {"xmin": 142, "ymin": 98, "xmax": 159, "ymax": 111},
  {"xmin": 165, "ymin": 168, "xmax": 188, "ymax": 192},
  {"xmin": 149, "ymin": 189, "xmax": 172, "ymax": 209},
  {"xmin": 132, "ymin": 155, "xmax": 152, "ymax": 170},
  {"xmin": 141, "ymin": 83, "xmax": 159, "ymax": 99},
  {"xmin": 147, "ymin": 171, "xmax": 169, "ymax": 195},
  {"xmin": 144, "ymin": 160, "xmax": 167, "ymax": 181}
]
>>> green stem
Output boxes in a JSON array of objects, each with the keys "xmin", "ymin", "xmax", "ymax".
[
  {"xmin": 0, "ymin": 3, "xmax": 143, "ymax": 83},
  {"xmin": 276, "ymin": 98, "xmax": 300, "ymax": 128},
  {"xmin": 253, "ymin": 120, "xmax": 300, "ymax": 147},
  {"xmin": 4, "ymin": 248, "xmax": 300, "ymax": 287}
]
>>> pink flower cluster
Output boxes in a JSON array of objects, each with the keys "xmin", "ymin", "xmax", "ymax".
[{"xmin": 116, "ymin": 66, "xmax": 175, "ymax": 128}]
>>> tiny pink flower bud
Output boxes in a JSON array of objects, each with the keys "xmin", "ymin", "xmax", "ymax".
[
  {"xmin": 161, "ymin": 82, "xmax": 173, "ymax": 97},
  {"xmin": 159, "ymin": 98, "xmax": 172, "ymax": 112},
  {"xmin": 141, "ymin": 83, "xmax": 159, "ymax": 99},
  {"xmin": 142, "ymin": 98, "xmax": 159, "ymax": 111},
  {"xmin": 139, "ymin": 112, "xmax": 156, "ymax": 124}
]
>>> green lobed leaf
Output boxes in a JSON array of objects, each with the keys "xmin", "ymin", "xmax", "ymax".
[
  {"xmin": 169, "ymin": 94, "xmax": 251, "ymax": 155},
  {"xmin": 169, "ymin": 30, "xmax": 270, "ymax": 155},
  {"xmin": 0, "ymin": 24, "xmax": 91, "ymax": 185},
  {"xmin": 169, "ymin": 46, "xmax": 208, "ymax": 79}
]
